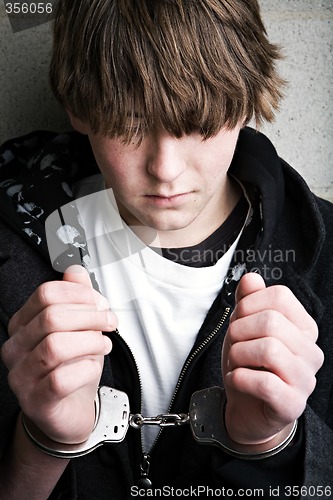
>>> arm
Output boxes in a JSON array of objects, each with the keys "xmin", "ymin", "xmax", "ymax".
[
  {"xmin": 0, "ymin": 415, "xmax": 69, "ymax": 500},
  {"xmin": 0, "ymin": 265, "xmax": 116, "ymax": 499}
]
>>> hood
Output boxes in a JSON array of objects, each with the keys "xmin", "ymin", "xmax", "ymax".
[{"xmin": 0, "ymin": 130, "xmax": 98, "ymax": 265}]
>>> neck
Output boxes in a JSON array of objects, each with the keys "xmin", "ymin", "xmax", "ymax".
[{"xmin": 135, "ymin": 178, "xmax": 242, "ymax": 249}]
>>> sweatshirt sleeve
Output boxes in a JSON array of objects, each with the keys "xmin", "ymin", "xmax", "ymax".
[
  {"xmin": 210, "ymin": 407, "xmax": 332, "ymax": 498},
  {"xmin": 210, "ymin": 417, "xmax": 304, "ymax": 496},
  {"xmin": 0, "ymin": 319, "xmax": 20, "ymax": 459},
  {"xmin": 302, "ymin": 405, "xmax": 333, "ymax": 490}
]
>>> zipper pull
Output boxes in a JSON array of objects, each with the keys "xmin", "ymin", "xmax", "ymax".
[{"xmin": 137, "ymin": 453, "xmax": 152, "ymax": 489}]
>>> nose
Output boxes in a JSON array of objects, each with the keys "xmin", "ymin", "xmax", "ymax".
[{"xmin": 147, "ymin": 132, "xmax": 186, "ymax": 183}]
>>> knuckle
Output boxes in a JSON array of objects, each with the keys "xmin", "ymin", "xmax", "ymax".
[
  {"xmin": 262, "ymin": 337, "xmax": 281, "ymax": 362},
  {"xmin": 260, "ymin": 310, "xmax": 281, "ymax": 335},
  {"xmin": 227, "ymin": 344, "xmax": 238, "ymax": 367},
  {"xmin": 226, "ymin": 367, "xmax": 241, "ymax": 390},
  {"xmin": 90, "ymin": 358, "xmax": 104, "ymax": 380},
  {"xmin": 290, "ymin": 392, "xmax": 307, "ymax": 419},
  {"xmin": 47, "ymin": 369, "xmax": 65, "ymax": 398},
  {"xmin": 316, "ymin": 346, "xmax": 325, "ymax": 370},
  {"xmin": 271, "ymin": 285, "xmax": 298, "ymax": 312},
  {"xmin": 38, "ymin": 305, "xmax": 62, "ymax": 333},
  {"xmin": 234, "ymin": 300, "xmax": 248, "ymax": 319},
  {"xmin": 8, "ymin": 312, "xmax": 20, "ymax": 337},
  {"xmin": 227, "ymin": 321, "xmax": 238, "ymax": 343},
  {"xmin": 307, "ymin": 374, "xmax": 317, "ymax": 396},
  {"xmin": 256, "ymin": 372, "xmax": 274, "ymax": 401},
  {"xmin": 99, "ymin": 309, "xmax": 117, "ymax": 331},
  {"xmin": 1, "ymin": 339, "xmax": 12, "ymax": 366},
  {"xmin": 94, "ymin": 292, "xmax": 110, "ymax": 311},
  {"xmin": 7, "ymin": 368, "xmax": 22, "ymax": 396},
  {"xmin": 7, "ymin": 369, "xmax": 16, "ymax": 391},
  {"xmin": 1, "ymin": 337, "xmax": 21, "ymax": 370},
  {"xmin": 39, "ymin": 334, "xmax": 60, "ymax": 367},
  {"xmin": 36, "ymin": 282, "xmax": 55, "ymax": 307},
  {"xmin": 272, "ymin": 285, "xmax": 292, "ymax": 302},
  {"xmin": 307, "ymin": 317, "xmax": 319, "ymax": 340},
  {"xmin": 295, "ymin": 360, "xmax": 317, "ymax": 397}
]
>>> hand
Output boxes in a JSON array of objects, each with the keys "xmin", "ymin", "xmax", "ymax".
[
  {"xmin": 222, "ymin": 273, "xmax": 324, "ymax": 447},
  {"xmin": 1, "ymin": 265, "xmax": 116, "ymax": 445}
]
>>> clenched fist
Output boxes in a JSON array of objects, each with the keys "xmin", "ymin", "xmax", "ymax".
[
  {"xmin": 222, "ymin": 273, "xmax": 324, "ymax": 449},
  {"xmin": 2, "ymin": 265, "xmax": 116, "ymax": 445}
]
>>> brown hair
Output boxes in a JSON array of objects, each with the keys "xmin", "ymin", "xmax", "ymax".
[{"xmin": 50, "ymin": 0, "xmax": 284, "ymax": 142}]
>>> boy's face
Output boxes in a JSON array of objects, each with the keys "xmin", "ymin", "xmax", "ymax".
[{"xmin": 74, "ymin": 120, "xmax": 242, "ymax": 246}]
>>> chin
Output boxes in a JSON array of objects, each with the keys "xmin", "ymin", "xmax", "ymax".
[{"xmin": 145, "ymin": 218, "xmax": 193, "ymax": 232}]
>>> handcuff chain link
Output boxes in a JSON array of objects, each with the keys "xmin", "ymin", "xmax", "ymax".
[{"xmin": 130, "ymin": 412, "xmax": 190, "ymax": 429}]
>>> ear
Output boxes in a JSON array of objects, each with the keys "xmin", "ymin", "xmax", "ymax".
[{"xmin": 67, "ymin": 110, "xmax": 91, "ymax": 135}]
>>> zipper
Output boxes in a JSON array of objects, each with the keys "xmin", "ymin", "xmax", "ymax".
[
  {"xmin": 167, "ymin": 306, "xmax": 231, "ymax": 414},
  {"xmin": 113, "ymin": 329, "xmax": 146, "ymax": 447},
  {"xmin": 114, "ymin": 307, "xmax": 231, "ymax": 488},
  {"xmin": 113, "ymin": 329, "xmax": 154, "ymax": 489},
  {"xmin": 142, "ymin": 306, "xmax": 231, "ymax": 484}
]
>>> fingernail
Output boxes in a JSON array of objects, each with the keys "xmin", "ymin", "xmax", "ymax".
[
  {"xmin": 107, "ymin": 310, "xmax": 118, "ymax": 329},
  {"xmin": 97, "ymin": 296, "xmax": 110, "ymax": 311},
  {"xmin": 103, "ymin": 336, "xmax": 112, "ymax": 354}
]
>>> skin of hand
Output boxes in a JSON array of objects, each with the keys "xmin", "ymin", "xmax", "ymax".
[
  {"xmin": 1, "ymin": 265, "xmax": 115, "ymax": 445},
  {"xmin": 222, "ymin": 272, "xmax": 324, "ymax": 447}
]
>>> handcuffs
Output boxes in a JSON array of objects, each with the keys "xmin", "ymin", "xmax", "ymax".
[{"xmin": 22, "ymin": 386, "xmax": 297, "ymax": 461}]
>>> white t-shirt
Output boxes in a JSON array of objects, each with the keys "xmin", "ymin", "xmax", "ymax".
[{"xmin": 74, "ymin": 175, "xmax": 243, "ymax": 451}]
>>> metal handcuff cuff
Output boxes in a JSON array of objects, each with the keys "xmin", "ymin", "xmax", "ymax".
[{"xmin": 22, "ymin": 386, "xmax": 297, "ymax": 461}]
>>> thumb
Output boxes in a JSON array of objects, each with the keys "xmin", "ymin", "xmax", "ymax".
[
  {"xmin": 62, "ymin": 265, "xmax": 111, "ymax": 312},
  {"xmin": 63, "ymin": 265, "xmax": 93, "ymax": 288},
  {"xmin": 235, "ymin": 272, "xmax": 266, "ymax": 303}
]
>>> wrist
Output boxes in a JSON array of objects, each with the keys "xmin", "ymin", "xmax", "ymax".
[
  {"xmin": 0, "ymin": 413, "xmax": 70, "ymax": 500},
  {"xmin": 189, "ymin": 387, "xmax": 298, "ymax": 460},
  {"xmin": 224, "ymin": 399, "xmax": 297, "ymax": 450},
  {"xmin": 21, "ymin": 387, "xmax": 130, "ymax": 459},
  {"xmin": 224, "ymin": 420, "xmax": 297, "ymax": 455},
  {"xmin": 18, "ymin": 414, "xmax": 71, "ymax": 466}
]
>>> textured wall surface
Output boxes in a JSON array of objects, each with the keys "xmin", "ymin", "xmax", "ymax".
[
  {"xmin": 0, "ymin": 0, "xmax": 332, "ymax": 200},
  {"xmin": 260, "ymin": 0, "xmax": 333, "ymax": 201}
]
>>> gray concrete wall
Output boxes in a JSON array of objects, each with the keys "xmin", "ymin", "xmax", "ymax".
[
  {"xmin": 260, "ymin": 0, "xmax": 333, "ymax": 201},
  {"xmin": 0, "ymin": 0, "xmax": 332, "ymax": 201}
]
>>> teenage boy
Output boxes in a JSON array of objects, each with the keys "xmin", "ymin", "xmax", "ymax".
[{"xmin": 0, "ymin": 1, "xmax": 332, "ymax": 499}]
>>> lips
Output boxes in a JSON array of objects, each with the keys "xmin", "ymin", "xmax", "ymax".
[
  {"xmin": 147, "ymin": 191, "xmax": 188, "ymax": 198},
  {"xmin": 144, "ymin": 192, "xmax": 192, "ymax": 207}
]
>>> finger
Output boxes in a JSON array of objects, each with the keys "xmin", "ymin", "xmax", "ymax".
[
  {"xmin": 9, "ymin": 279, "xmax": 109, "ymax": 333},
  {"xmin": 13, "ymin": 303, "xmax": 117, "ymax": 351},
  {"xmin": 25, "ymin": 360, "xmax": 103, "ymax": 442},
  {"xmin": 18, "ymin": 331, "xmax": 112, "ymax": 379},
  {"xmin": 227, "ymin": 337, "xmax": 317, "ymax": 394},
  {"xmin": 4, "ymin": 329, "xmax": 112, "ymax": 375},
  {"xmin": 225, "ymin": 368, "xmax": 306, "ymax": 425},
  {"xmin": 235, "ymin": 272, "xmax": 266, "ymax": 303},
  {"xmin": 227, "ymin": 310, "xmax": 320, "ymax": 360},
  {"xmin": 232, "ymin": 283, "xmax": 317, "ymax": 337},
  {"xmin": 62, "ymin": 265, "xmax": 93, "ymax": 287},
  {"xmin": 38, "ymin": 357, "xmax": 104, "ymax": 404}
]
